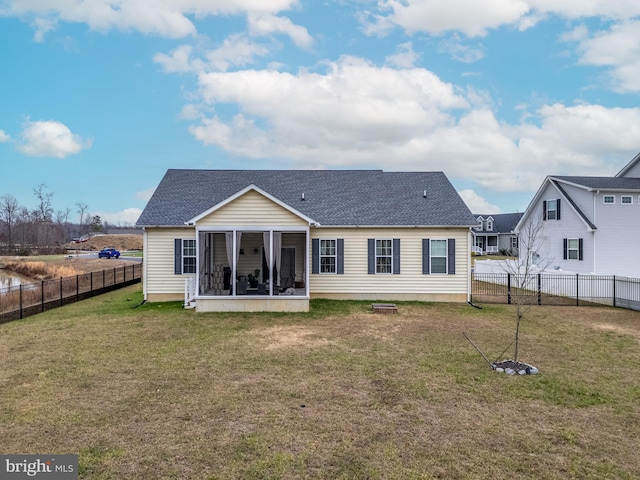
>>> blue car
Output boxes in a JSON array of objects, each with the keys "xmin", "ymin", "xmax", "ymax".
[{"xmin": 98, "ymin": 248, "xmax": 121, "ymax": 259}]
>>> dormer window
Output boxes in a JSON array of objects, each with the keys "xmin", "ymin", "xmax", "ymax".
[
  {"xmin": 475, "ymin": 216, "xmax": 483, "ymax": 230},
  {"xmin": 486, "ymin": 216, "xmax": 493, "ymax": 231}
]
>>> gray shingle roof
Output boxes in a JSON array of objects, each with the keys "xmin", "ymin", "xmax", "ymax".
[
  {"xmin": 137, "ymin": 169, "xmax": 476, "ymax": 227},
  {"xmin": 473, "ymin": 213, "xmax": 523, "ymax": 233},
  {"xmin": 553, "ymin": 176, "xmax": 640, "ymax": 190}
]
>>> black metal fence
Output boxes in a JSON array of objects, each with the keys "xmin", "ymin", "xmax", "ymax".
[
  {"xmin": 0, "ymin": 263, "xmax": 142, "ymax": 324},
  {"xmin": 472, "ymin": 272, "xmax": 640, "ymax": 310}
]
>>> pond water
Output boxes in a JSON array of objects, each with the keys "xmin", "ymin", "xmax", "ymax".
[{"xmin": 0, "ymin": 269, "xmax": 34, "ymax": 290}]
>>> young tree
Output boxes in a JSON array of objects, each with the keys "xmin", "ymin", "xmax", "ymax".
[{"xmin": 505, "ymin": 217, "xmax": 552, "ymax": 361}]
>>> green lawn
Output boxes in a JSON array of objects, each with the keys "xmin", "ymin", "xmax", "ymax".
[{"xmin": 1, "ymin": 285, "xmax": 639, "ymax": 479}]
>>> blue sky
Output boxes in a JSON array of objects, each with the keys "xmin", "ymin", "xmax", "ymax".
[{"xmin": 1, "ymin": 1, "xmax": 640, "ymax": 225}]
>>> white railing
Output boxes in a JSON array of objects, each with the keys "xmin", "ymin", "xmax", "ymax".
[
  {"xmin": 184, "ymin": 277, "xmax": 196, "ymax": 308},
  {"xmin": 472, "ymin": 246, "xmax": 483, "ymax": 255},
  {"xmin": 486, "ymin": 246, "xmax": 499, "ymax": 254}
]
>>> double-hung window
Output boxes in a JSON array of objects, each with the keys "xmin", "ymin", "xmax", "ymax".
[
  {"xmin": 566, "ymin": 238, "xmax": 579, "ymax": 260},
  {"xmin": 546, "ymin": 199, "xmax": 557, "ymax": 220},
  {"xmin": 430, "ymin": 239, "xmax": 448, "ymax": 274},
  {"xmin": 319, "ymin": 239, "xmax": 336, "ymax": 273},
  {"xmin": 376, "ymin": 239, "xmax": 393, "ymax": 274},
  {"xmin": 563, "ymin": 238, "xmax": 583, "ymax": 261},
  {"xmin": 182, "ymin": 239, "xmax": 196, "ymax": 273}
]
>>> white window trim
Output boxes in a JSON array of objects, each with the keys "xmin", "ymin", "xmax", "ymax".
[
  {"xmin": 319, "ymin": 238, "xmax": 337, "ymax": 274},
  {"xmin": 621, "ymin": 195, "xmax": 633, "ymax": 205},
  {"xmin": 546, "ymin": 199, "xmax": 558, "ymax": 220},
  {"xmin": 182, "ymin": 238, "xmax": 196, "ymax": 274},
  {"xmin": 430, "ymin": 239, "xmax": 448, "ymax": 275},
  {"xmin": 567, "ymin": 238, "xmax": 579, "ymax": 260},
  {"xmin": 475, "ymin": 217, "xmax": 483, "ymax": 230},
  {"xmin": 511, "ymin": 236, "xmax": 518, "ymax": 249},
  {"xmin": 603, "ymin": 195, "xmax": 615, "ymax": 204},
  {"xmin": 486, "ymin": 217, "xmax": 493, "ymax": 231},
  {"xmin": 375, "ymin": 238, "xmax": 393, "ymax": 274}
]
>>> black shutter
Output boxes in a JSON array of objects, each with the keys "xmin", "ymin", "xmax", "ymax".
[
  {"xmin": 448, "ymin": 239, "xmax": 456, "ymax": 275},
  {"xmin": 174, "ymin": 239, "xmax": 182, "ymax": 274},
  {"xmin": 312, "ymin": 239, "xmax": 319, "ymax": 274},
  {"xmin": 578, "ymin": 238, "xmax": 583, "ymax": 261},
  {"xmin": 556, "ymin": 199, "xmax": 561, "ymax": 220},
  {"xmin": 393, "ymin": 238, "xmax": 400, "ymax": 274},
  {"xmin": 368, "ymin": 239, "xmax": 375, "ymax": 274},
  {"xmin": 563, "ymin": 238, "xmax": 568, "ymax": 260},
  {"xmin": 543, "ymin": 200, "xmax": 547, "ymax": 220},
  {"xmin": 337, "ymin": 239, "xmax": 344, "ymax": 274},
  {"xmin": 423, "ymin": 239, "xmax": 430, "ymax": 274}
]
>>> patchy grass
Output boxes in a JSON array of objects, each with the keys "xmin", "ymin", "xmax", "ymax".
[
  {"xmin": 1, "ymin": 287, "xmax": 640, "ymax": 479},
  {"xmin": 1, "ymin": 256, "xmax": 139, "ymax": 280}
]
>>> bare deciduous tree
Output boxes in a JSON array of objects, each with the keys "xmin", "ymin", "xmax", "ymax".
[{"xmin": 0, "ymin": 193, "xmax": 21, "ymax": 251}]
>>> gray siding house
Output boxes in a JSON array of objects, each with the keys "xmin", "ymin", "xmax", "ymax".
[
  {"xmin": 515, "ymin": 152, "xmax": 640, "ymax": 276},
  {"xmin": 472, "ymin": 213, "xmax": 523, "ymax": 255}
]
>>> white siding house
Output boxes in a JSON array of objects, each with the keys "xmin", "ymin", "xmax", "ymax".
[
  {"xmin": 137, "ymin": 169, "xmax": 477, "ymax": 312},
  {"xmin": 515, "ymin": 152, "xmax": 640, "ymax": 276}
]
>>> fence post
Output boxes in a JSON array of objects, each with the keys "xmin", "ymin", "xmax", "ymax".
[
  {"xmin": 507, "ymin": 273, "xmax": 511, "ymax": 305},
  {"xmin": 76, "ymin": 274, "xmax": 79, "ymax": 303},
  {"xmin": 576, "ymin": 273, "xmax": 579, "ymax": 306},
  {"xmin": 60, "ymin": 277, "xmax": 63, "ymax": 307},
  {"xmin": 90, "ymin": 271, "xmax": 93, "ymax": 297},
  {"xmin": 537, "ymin": 273, "xmax": 541, "ymax": 305},
  {"xmin": 19, "ymin": 284, "xmax": 23, "ymax": 319},
  {"xmin": 114, "ymin": 267, "xmax": 116, "ymax": 287},
  {"xmin": 613, "ymin": 275, "xmax": 616, "ymax": 308},
  {"xmin": 103, "ymin": 269, "xmax": 106, "ymax": 292},
  {"xmin": 41, "ymin": 280, "xmax": 44, "ymax": 313}
]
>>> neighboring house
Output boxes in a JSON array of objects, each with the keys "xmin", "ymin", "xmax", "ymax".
[
  {"xmin": 136, "ymin": 169, "xmax": 477, "ymax": 312},
  {"xmin": 472, "ymin": 213, "xmax": 523, "ymax": 256},
  {"xmin": 515, "ymin": 152, "xmax": 640, "ymax": 276}
]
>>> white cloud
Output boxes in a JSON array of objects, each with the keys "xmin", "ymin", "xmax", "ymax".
[
  {"xmin": 92, "ymin": 208, "xmax": 142, "ymax": 226},
  {"xmin": 135, "ymin": 187, "xmax": 156, "ymax": 202},
  {"xmin": 247, "ymin": 13, "xmax": 313, "ymax": 49},
  {"xmin": 4, "ymin": 0, "xmax": 299, "ymax": 39},
  {"xmin": 0, "ymin": 130, "xmax": 10, "ymax": 142},
  {"xmin": 365, "ymin": 0, "xmax": 530, "ymax": 37},
  {"xmin": 566, "ymin": 20, "xmax": 640, "ymax": 93},
  {"xmin": 181, "ymin": 56, "xmax": 640, "ymax": 193},
  {"xmin": 385, "ymin": 42, "xmax": 418, "ymax": 68},
  {"xmin": 438, "ymin": 34, "xmax": 484, "ymax": 63},
  {"xmin": 17, "ymin": 120, "xmax": 92, "ymax": 158},
  {"xmin": 363, "ymin": 1, "xmax": 640, "ymax": 38},
  {"xmin": 154, "ymin": 35, "xmax": 271, "ymax": 73},
  {"xmin": 458, "ymin": 190, "xmax": 500, "ymax": 214}
]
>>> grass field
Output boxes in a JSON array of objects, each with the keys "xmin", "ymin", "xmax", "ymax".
[{"xmin": 1, "ymin": 285, "xmax": 639, "ymax": 479}]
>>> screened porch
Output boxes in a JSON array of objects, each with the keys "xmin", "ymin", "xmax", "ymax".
[{"xmin": 196, "ymin": 230, "xmax": 308, "ymax": 298}]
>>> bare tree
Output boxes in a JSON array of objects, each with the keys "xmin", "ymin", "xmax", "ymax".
[
  {"xmin": 76, "ymin": 202, "xmax": 89, "ymax": 235},
  {"xmin": 0, "ymin": 193, "xmax": 21, "ymax": 251},
  {"xmin": 33, "ymin": 184, "xmax": 54, "ymax": 222}
]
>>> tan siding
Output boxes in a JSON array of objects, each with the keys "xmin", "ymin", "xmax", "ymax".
[
  {"xmin": 197, "ymin": 190, "xmax": 308, "ymax": 227},
  {"xmin": 144, "ymin": 228, "xmax": 195, "ymax": 296},
  {"xmin": 309, "ymin": 228, "xmax": 470, "ymax": 299}
]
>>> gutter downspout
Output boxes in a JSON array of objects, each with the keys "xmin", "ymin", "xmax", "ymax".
[{"xmin": 593, "ymin": 190, "xmax": 598, "ymax": 274}]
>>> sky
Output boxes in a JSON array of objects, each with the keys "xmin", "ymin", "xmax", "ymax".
[{"xmin": 1, "ymin": 1, "xmax": 640, "ymax": 225}]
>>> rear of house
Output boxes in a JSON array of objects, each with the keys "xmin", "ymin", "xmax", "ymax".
[{"xmin": 137, "ymin": 169, "xmax": 477, "ymax": 312}]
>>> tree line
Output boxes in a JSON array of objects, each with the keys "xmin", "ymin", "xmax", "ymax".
[{"xmin": 0, "ymin": 184, "xmax": 109, "ymax": 252}]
